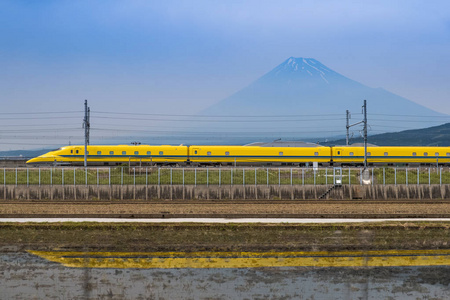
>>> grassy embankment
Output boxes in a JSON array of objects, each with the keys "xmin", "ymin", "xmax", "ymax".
[{"xmin": 1, "ymin": 167, "xmax": 450, "ymax": 185}]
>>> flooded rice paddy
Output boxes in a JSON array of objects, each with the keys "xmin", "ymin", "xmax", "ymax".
[{"xmin": 1, "ymin": 251, "xmax": 450, "ymax": 299}]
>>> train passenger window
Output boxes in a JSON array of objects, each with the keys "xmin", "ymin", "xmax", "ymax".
[
  {"xmin": 314, "ymin": 152, "xmax": 318, "ymax": 156},
  {"xmin": 367, "ymin": 152, "xmax": 371, "ymax": 156},
  {"xmin": 424, "ymin": 152, "xmax": 428, "ymax": 156},
  {"xmin": 194, "ymin": 150, "xmax": 197, "ymax": 154},
  {"xmin": 447, "ymin": 153, "xmax": 450, "ymax": 156},
  {"xmin": 122, "ymin": 151, "xmax": 126, "ymax": 155},
  {"xmin": 435, "ymin": 152, "xmax": 439, "ymax": 156},
  {"xmin": 349, "ymin": 152, "xmax": 354, "ymax": 156},
  {"xmin": 110, "ymin": 151, "xmax": 114, "ymax": 155},
  {"xmin": 134, "ymin": 151, "xmax": 139, "ymax": 155},
  {"xmin": 337, "ymin": 151, "xmax": 340, "ymax": 155},
  {"xmin": 97, "ymin": 151, "xmax": 101, "ymax": 155},
  {"xmin": 279, "ymin": 152, "xmax": 283, "ymax": 156},
  {"xmin": 159, "ymin": 151, "xmax": 163, "ymax": 155},
  {"xmin": 225, "ymin": 152, "xmax": 229, "ymax": 156},
  {"xmin": 412, "ymin": 152, "xmax": 416, "ymax": 156},
  {"xmin": 76, "ymin": 150, "xmax": 79, "ymax": 154},
  {"xmin": 207, "ymin": 152, "xmax": 211, "ymax": 156},
  {"xmin": 71, "ymin": 150, "xmax": 73, "ymax": 154},
  {"xmin": 384, "ymin": 152, "xmax": 388, "ymax": 156},
  {"xmin": 147, "ymin": 151, "xmax": 151, "ymax": 155}
]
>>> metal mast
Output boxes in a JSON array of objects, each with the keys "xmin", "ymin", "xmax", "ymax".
[
  {"xmin": 83, "ymin": 100, "xmax": 90, "ymax": 167},
  {"xmin": 363, "ymin": 100, "xmax": 368, "ymax": 169},
  {"xmin": 346, "ymin": 110, "xmax": 350, "ymax": 146},
  {"xmin": 345, "ymin": 100, "xmax": 368, "ymax": 168}
]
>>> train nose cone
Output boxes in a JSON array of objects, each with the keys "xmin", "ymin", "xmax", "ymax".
[
  {"xmin": 26, "ymin": 157, "xmax": 41, "ymax": 164},
  {"xmin": 26, "ymin": 155, "xmax": 57, "ymax": 165}
]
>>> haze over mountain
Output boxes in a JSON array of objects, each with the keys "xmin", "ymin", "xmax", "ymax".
[
  {"xmin": 324, "ymin": 122, "xmax": 450, "ymax": 147},
  {"xmin": 201, "ymin": 57, "xmax": 447, "ymax": 139}
]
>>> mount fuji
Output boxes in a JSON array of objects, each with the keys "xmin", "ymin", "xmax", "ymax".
[{"xmin": 200, "ymin": 57, "xmax": 446, "ymax": 140}]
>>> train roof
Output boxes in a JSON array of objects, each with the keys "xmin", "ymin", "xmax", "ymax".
[{"xmin": 244, "ymin": 141, "xmax": 323, "ymax": 147}]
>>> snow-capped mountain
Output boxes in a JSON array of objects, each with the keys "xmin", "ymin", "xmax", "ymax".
[{"xmin": 200, "ymin": 57, "xmax": 446, "ymax": 139}]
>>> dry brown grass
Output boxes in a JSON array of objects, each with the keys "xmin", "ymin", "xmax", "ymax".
[{"xmin": 1, "ymin": 202, "xmax": 450, "ymax": 215}]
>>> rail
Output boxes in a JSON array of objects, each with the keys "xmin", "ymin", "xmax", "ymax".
[{"xmin": 1, "ymin": 167, "xmax": 449, "ymax": 186}]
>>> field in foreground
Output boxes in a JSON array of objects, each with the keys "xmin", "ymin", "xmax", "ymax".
[
  {"xmin": 1, "ymin": 222, "xmax": 449, "ymax": 252},
  {"xmin": 1, "ymin": 200, "xmax": 450, "ymax": 218}
]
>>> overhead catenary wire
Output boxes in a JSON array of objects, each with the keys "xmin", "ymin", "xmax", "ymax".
[
  {"xmin": 91, "ymin": 111, "xmax": 345, "ymax": 118},
  {"xmin": 0, "ymin": 111, "xmax": 83, "ymax": 115},
  {"xmin": 1, "ymin": 106, "xmax": 450, "ymax": 151},
  {"xmin": 93, "ymin": 116, "xmax": 345, "ymax": 122}
]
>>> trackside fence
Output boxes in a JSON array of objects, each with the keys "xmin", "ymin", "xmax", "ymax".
[{"xmin": 1, "ymin": 167, "xmax": 450, "ymax": 186}]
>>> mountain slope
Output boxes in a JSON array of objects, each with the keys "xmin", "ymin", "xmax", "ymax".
[
  {"xmin": 201, "ymin": 57, "xmax": 446, "ymax": 138},
  {"xmin": 325, "ymin": 123, "xmax": 450, "ymax": 146}
]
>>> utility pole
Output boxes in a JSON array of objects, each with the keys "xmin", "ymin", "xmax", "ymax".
[
  {"xmin": 363, "ymin": 100, "xmax": 368, "ymax": 169},
  {"xmin": 345, "ymin": 100, "xmax": 368, "ymax": 168},
  {"xmin": 346, "ymin": 110, "xmax": 350, "ymax": 146},
  {"xmin": 83, "ymin": 100, "xmax": 90, "ymax": 167}
]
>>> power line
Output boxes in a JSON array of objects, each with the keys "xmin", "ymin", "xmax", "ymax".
[
  {"xmin": 92, "ymin": 111, "xmax": 344, "ymax": 118},
  {"xmin": 94, "ymin": 116, "xmax": 345, "ymax": 122},
  {"xmin": 0, "ymin": 117, "xmax": 81, "ymax": 120},
  {"xmin": 0, "ymin": 123, "xmax": 81, "ymax": 127},
  {"xmin": 370, "ymin": 113, "xmax": 450, "ymax": 118},
  {"xmin": 0, "ymin": 128, "xmax": 80, "ymax": 133},
  {"xmin": 0, "ymin": 111, "xmax": 82, "ymax": 115}
]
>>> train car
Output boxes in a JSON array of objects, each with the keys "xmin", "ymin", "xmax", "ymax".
[
  {"xmin": 189, "ymin": 145, "xmax": 332, "ymax": 166},
  {"xmin": 332, "ymin": 146, "xmax": 450, "ymax": 166},
  {"xmin": 26, "ymin": 145, "xmax": 189, "ymax": 166},
  {"xmin": 27, "ymin": 143, "xmax": 450, "ymax": 167}
]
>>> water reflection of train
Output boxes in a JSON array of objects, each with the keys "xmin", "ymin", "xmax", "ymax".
[{"xmin": 26, "ymin": 142, "xmax": 450, "ymax": 167}]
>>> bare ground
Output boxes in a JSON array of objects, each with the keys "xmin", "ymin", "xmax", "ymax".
[
  {"xmin": 0, "ymin": 222, "xmax": 449, "ymax": 252},
  {"xmin": 1, "ymin": 200, "xmax": 450, "ymax": 217},
  {"xmin": 1, "ymin": 200, "xmax": 450, "ymax": 252}
]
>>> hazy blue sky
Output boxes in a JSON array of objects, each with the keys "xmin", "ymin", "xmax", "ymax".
[{"xmin": 1, "ymin": 0, "xmax": 449, "ymax": 150}]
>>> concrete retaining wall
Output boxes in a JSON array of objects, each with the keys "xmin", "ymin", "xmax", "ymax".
[{"xmin": 1, "ymin": 184, "xmax": 450, "ymax": 200}]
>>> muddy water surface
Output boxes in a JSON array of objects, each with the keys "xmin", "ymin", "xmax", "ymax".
[{"xmin": 1, "ymin": 252, "xmax": 450, "ymax": 300}]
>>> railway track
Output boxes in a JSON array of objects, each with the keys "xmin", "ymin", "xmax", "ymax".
[
  {"xmin": 1, "ymin": 199, "xmax": 450, "ymax": 205},
  {"xmin": 2, "ymin": 214, "xmax": 450, "ymax": 219}
]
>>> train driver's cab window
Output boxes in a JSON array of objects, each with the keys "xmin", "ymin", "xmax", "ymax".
[
  {"xmin": 147, "ymin": 151, "xmax": 151, "ymax": 155},
  {"xmin": 435, "ymin": 152, "xmax": 439, "ymax": 156},
  {"xmin": 384, "ymin": 152, "xmax": 388, "ymax": 156},
  {"xmin": 159, "ymin": 151, "xmax": 163, "ymax": 155},
  {"xmin": 122, "ymin": 151, "xmax": 126, "ymax": 155},
  {"xmin": 207, "ymin": 152, "xmax": 211, "ymax": 156},
  {"xmin": 279, "ymin": 152, "xmax": 283, "ymax": 156},
  {"xmin": 134, "ymin": 151, "xmax": 139, "ymax": 155},
  {"xmin": 412, "ymin": 152, "xmax": 416, "ymax": 156},
  {"xmin": 424, "ymin": 152, "xmax": 428, "ymax": 156},
  {"xmin": 349, "ymin": 152, "xmax": 354, "ymax": 156},
  {"xmin": 225, "ymin": 151, "xmax": 229, "ymax": 156},
  {"xmin": 314, "ymin": 152, "xmax": 319, "ymax": 156},
  {"xmin": 97, "ymin": 151, "xmax": 101, "ymax": 155},
  {"xmin": 447, "ymin": 153, "xmax": 450, "ymax": 156},
  {"xmin": 110, "ymin": 151, "xmax": 114, "ymax": 155}
]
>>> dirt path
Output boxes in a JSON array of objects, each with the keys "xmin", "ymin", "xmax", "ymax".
[{"xmin": 1, "ymin": 200, "xmax": 450, "ymax": 217}]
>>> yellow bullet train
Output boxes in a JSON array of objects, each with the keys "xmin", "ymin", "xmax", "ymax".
[{"xmin": 26, "ymin": 143, "xmax": 450, "ymax": 166}]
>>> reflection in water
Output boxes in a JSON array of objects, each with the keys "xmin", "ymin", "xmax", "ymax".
[
  {"xmin": 28, "ymin": 249, "xmax": 450, "ymax": 268},
  {"xmin": 1, "ymin": 252, "xmax": 450, "ymax": 299}
]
